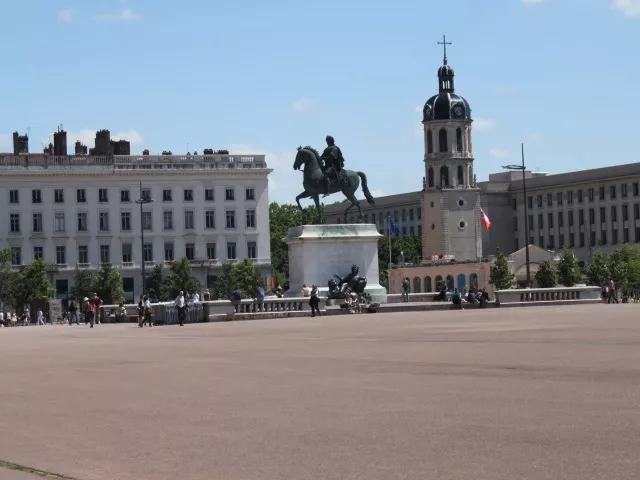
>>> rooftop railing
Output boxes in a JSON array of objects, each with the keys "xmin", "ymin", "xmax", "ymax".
[{"xmin": 0, "ymin": 153, "xmax": 268, "ymax": 170}]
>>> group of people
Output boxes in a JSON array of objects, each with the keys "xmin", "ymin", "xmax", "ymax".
[{"xmin": 0, "ymin": 308, "xmax": 45, "ymax": 327}]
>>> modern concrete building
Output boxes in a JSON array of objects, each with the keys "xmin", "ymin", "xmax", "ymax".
[
  {"xmin": 480, "ymin": 162, "xmax": 640, "ymax": 263},
  {"xmin": 0, "ymin": 150, "xmax": 272, "ymax": 303}
]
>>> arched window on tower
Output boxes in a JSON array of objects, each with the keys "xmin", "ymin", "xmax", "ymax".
[
  {"xmin": 440, "ymin": 166, "xmax": 449, "ymax": 187},
  {"xmin": 457, "ymin": 166, "xmax": 464, "ymax": 186},
  {"xmin": 439, "ymin": 128, "xmax": 448, "ymax": 153},
  {"xmin": 456, "ymin": 128, "xmax": 463, "ymax": 152},
  {"xmin": 467, "ymin": 128, "xmax": 472, "ymax": 153},
  {"xmin": 428, "ymin": 167, "xmax": 434, "ymax": 188},
  {"xmin": 427, "ymin": 130, "xmax": 433, "ymax": 154}
]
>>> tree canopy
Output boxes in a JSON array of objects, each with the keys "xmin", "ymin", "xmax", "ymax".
[
  {"xmin": 556, "ymin": 249, "xmax": 582, "ymax": 287},
  {"xmin": 70, "ymin": 265, "xmax": 93, "ymax": 302},
  {"xmin": 489, "ymin": 248, "xmax": 516, "ymax": 290},
  {"xmin": 163, "ymin": 258, "xmax": 199, "ymax": 298},
  {"xmin": 377, "ymin": 235, "xmax": 422, "ymax": 288},
  {"xmin": 535, "ymin": 260, "xmax": 558, "ymax": 288},
  {"xmin": 9, "ymin": 259, "xmax": 54, "ymax": 311},
  {"xmin": 269, "ymin": 202, "xmax": 323, "ymax": 284},
  {"xmin": 0, "ymin": 249, "xmax": 14, "ymax": 307},
  {"xmin": 91, "ymin": 263, "xmax": 125, "ymax": 304}
]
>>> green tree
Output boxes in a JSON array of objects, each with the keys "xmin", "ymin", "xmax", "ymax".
[
  {"xmin": 234, "ymin": 259, "xmax": 265, "ymax": 297},
  {"xmin": 377, "ymin": 235, "xmax": 423, "ymax": 287},
  {"xmin": 69, "ymin": 266, "xmax": 93, "ymax": 302},
  {"xmin": 489, "ymin": 248, "xmax": 516, "ymax": 290},
  {"xmin": 609, "ymin": 248, "xmax": 629, "ymax": 290},
  {"xmin": 9, "ymin": 259, "xmax": 54, "ymax": 311},
  {"xmin": 556, "ymin": 249, "xmax": 582, "ymax": 287},
  {"xmin": 535, "ymin": 260, "xmax": 558, "ymax": 288},
  {"xmin": 163, "ymin": 258, "xmax": 199, "ymax": 298},
  {"xmin": 91, "ymin": 263, "xmax": 125, "ymax": 304},
  {"xmin": 217, "ymin": 262, "xmax": 239, "ymax": 299},
  {"xmin": 269, "ymin": 202, "xmax": 322, "ymax": 282},
  {"xmin": 585, "ymin": 251, "xmax": 610, "ymax": 287},
  {"xmin": 0, "ymin": 249, "xmax": 14, "ymax": 307},
  {"xmin": 146, "ymin": 264, "xmax": 167, "ymax": 300}
]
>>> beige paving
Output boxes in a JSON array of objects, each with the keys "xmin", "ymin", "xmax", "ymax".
[{"xmin": 1, "ymin": 304, "xmax": 639, "ymax": 480}]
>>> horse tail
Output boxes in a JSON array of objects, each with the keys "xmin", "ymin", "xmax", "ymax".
[{"xmin": 356, "ymin": 171, "xmax": 375, "ymax": 206}]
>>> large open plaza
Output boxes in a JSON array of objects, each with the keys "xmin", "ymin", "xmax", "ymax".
[{"xmin": 1, "ymin": 305, "xmax": 639, "ymax": 480}]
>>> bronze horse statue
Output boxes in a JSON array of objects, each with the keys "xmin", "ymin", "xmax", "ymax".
[{"xmin": 293, "ymin": 146, "xmax": 375, "ymax": 224}]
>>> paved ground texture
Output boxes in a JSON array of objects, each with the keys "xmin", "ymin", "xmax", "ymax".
[{"xmin": 1, "ymin": 304, "xmax": 639, "ymax": 480}]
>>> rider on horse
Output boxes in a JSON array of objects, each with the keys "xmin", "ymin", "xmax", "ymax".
[{"xmin": 321, "ymin": 135, "xmax": 345, "ymax": 197}]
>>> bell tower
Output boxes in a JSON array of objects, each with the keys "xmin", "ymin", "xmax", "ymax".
[{"xmin": 421, "ymin": 36, "xmax": 482, "ymax": 261}]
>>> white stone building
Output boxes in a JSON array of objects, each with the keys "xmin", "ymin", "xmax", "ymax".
[{"xmin": 0, "ymin": 153, "xmax": 272, "ymax": 303}]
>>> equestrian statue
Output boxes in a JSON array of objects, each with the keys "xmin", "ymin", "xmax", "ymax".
[{"xmin": 293, "ymin": 135, "xmax": 375, "ymax": 224}]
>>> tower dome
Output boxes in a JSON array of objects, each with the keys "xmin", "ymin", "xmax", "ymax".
[{"xmin": 423, "ymin": 37, "xmax": 472, "ymax": 122}]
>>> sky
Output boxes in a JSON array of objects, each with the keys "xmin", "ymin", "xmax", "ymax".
[{"xmin": 0, "ymin": 0, "xmax": 639, "ymax": 206}]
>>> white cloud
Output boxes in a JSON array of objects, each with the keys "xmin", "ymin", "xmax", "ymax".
[
  {"xmin": 358, "ymin": 188, "xmax": 388, "ymax": 201},
  {"xmin": 521, "ymin": 0, "xmax": 546, "ymax": 5},
  {"xmin": 611, "ymin": 0, "xmax": 640, "ymax": 17},
  {"xmin": 97, "ymin": 8, "xmax": 141, "ymax": 21},
  {"xmin": 415, "ymin": 105, "xmax": 423, "ymax": 113},
  {"xmin": 0, "ymin": 133, "xmax": 10, "ymax": 149},
  {"xmin": 113, "ymin": 130, "xmax": 143, "ymax": 145},
  {"xmin": 292, "ymin": 97, "xmax": 313, "ymax": 113},
  {"xmin": 489, "ymin": 148, "xmax": 511, "ymax": 159},
  {"xmin": 231, "ymin": 144, "xmax": 300, "ymax": 203},
  {"xmin": 58, "ymin": 8, "xmax": 76, "ymax": 23},
  {"xmin": 473, "ymin": 118, "xmax": 496, "ymax": 132},
  {"xmin": 526, "ymin": 133, "xmax": 541, "ymax": 142}
]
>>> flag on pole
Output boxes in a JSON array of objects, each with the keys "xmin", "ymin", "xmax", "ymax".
[
  {"xmin": 480, "ymin": 208, "xmax": 491, "ymax": 230},
  {"xmin": 388, "ymin": 216, "xmax": 401, "ymax": 236}
]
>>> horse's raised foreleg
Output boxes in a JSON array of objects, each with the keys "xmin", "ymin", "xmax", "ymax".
[{"xmin": 295, "ymin": 191, "xmax": 311, "ymax": 211}]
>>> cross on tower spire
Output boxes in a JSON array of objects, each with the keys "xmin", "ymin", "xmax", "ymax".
[{"xmin": 438, "ymin": 34, "xmax": 452, "ymax": 65}]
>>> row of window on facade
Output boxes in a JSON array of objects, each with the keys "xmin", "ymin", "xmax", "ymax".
[
  {"xmin": 519, "ymin": 183, "xmax": 640, "ymax": 210},
  {"xmin": 7, "ymin": 186, "xmax": 256, "ymax": 205},
  {"xmin": 334, "ymin": 207, "xmax": 422, "ymax": 225},
  {"xmin": 425, "ymin": 128, "xmax": 470, "ymax": 154},
  {"xmin": 426, "ymin": 165, "xmax": 471, "ymax": 188},
  {"xmin": 512, "ymin": 203, "xmax": 640, "ymax": 251},
  {"xmin": 8, "ymin": 241, "xmax": 258, "ymax": 266},
  {"xmin": 407, "ymin": 273, "xmax": 478, "ymax": 294},
  {"xmin": 8, "ymin": 209, "xmax": 257, "ymax": 234}
]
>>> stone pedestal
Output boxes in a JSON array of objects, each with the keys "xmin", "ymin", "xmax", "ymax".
[{"xmin": 283, "ymin": 224, "xmax": 387, "ymax": 302}]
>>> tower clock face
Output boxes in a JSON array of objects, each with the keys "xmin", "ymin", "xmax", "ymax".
[{"xmin": 453, "ymin": 104, "xmax": 464, "ymax": 118}]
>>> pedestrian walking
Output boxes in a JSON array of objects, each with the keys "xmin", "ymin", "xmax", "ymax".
[
  {"xmin": 175, "ymin": 291, "xmax": 186, "ymax": 326},
  {"xmin": 37, "ymin": 308, "xmax": 45, "ymax": 326},
  {"xmin": 608, "ymin": 279, "xmax": 619, "ymax": 304},
  {"xmin": 137, "ymin": 295, "xmax": 145, "ymax": 327},
  {"xmin": 309, "ymin": 285, "xmax": 321, "ymax": 317},
  {"xmin": 68, "ymin": 300, "xmax": 78, "ymax": 325},
  {"xmin": 142, "ymin": 295, "xmax": 153, "ymax": 327}
]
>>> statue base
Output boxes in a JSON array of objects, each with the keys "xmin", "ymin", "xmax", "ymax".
[{"xmin": 283, "ymin": 224, "xmax": 387, "ymax": 303}]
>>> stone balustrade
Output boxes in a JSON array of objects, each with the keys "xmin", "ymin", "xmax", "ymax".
[
  {"xmin": 495, "ymin": 286, "xmax": 602, "ymax": 304},
  {"xmin": 100, "ymin": 297, "xmax": 326, "ymax": 324}
]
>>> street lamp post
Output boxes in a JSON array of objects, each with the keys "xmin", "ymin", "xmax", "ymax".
[
  {"xmin": 134, "ymin": 181, "xmax": 154, "ymax": 295},
  {"xmin": 502, "ymin": 143, "xmax": 531, "ymax": 287}
]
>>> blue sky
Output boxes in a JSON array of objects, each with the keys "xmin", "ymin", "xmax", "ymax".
[{"xmin": 0, "ymin": 0, "xmax": 639, "ymax": 205}]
